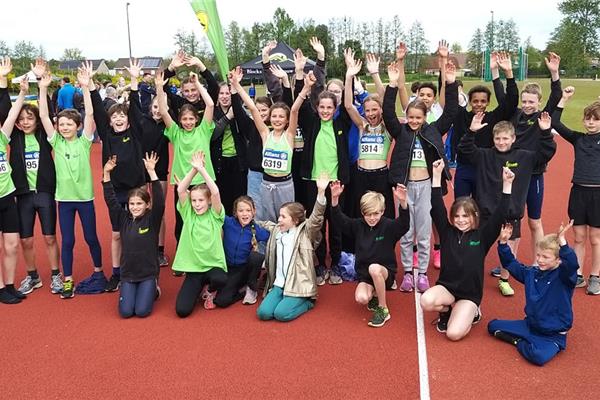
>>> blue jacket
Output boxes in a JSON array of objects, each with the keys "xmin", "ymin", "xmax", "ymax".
[
  {"xmin": 57, "ymin": 83, "xmax": 75, "ymax": 110},
  {"xmin": 498, "ymin": 243, "xmax": 578, "ymax": 334},
  {"xmin": 223, "ymin": 216, "xmax": 270, "ymax": 266}
]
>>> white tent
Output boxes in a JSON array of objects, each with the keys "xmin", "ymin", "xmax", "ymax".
[{"xmin": 11, "ymin": 71, "xmax": 38, "ymax": 84}]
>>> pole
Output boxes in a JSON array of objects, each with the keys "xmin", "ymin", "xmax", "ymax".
[
  {"xmin": 490, "ymin": 10, "xmax": 494, "ymax": 51},
  {"xmin": 126, "ymin": 2, "xmax": 132, "ymax": 59}
]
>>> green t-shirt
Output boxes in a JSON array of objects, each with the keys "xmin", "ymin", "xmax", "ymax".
[
  {"xmin": 221, "ymin": 126, "xmax": 237, "ymax": 157},
  {"xmin": 311, "ymin": 119, "xmax": 338, "ymax": 180},
  {"xmin": 49, "ymin": 133, "xmax": 94, "ymax": 201},
  {"xmin": 172, "ymin": 198, "xmax": 227, "ymax": 273},
  {"xmin": 0, "ymin": 131, "xmax": 16, "ymax": 197},
  {"xmin": 24, "ymin": 134, "xmax": 40, "ymax": 191},
  {"xmin": 164, "ymin": 119, "xmax": 216, "ymax": 185}
]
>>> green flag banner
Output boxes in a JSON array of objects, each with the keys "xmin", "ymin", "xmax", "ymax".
[{"xmin": 189, "ymin": 0, "xmax": 229, "ymax": 80}]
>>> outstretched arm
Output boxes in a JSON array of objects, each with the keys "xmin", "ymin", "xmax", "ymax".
[
  {"xmin": 194, "ymin": 151, "xmax": 222, "ymax": 214},
  {"xmin": 195, "ymin": 73, "xmax": 214, "ymax": 124},
  {"xmin": 344, "ymin": 52, "xmax": 366, "ymax": 129},
  {"xmin": 38, "ymin": 73, "xmax": 55, "ymax": 137},
  {"xmin": 78, "ymin": 64, "xmax": 95, "ymax": 140},
  {"xmin": 229, "ymin": 66, "xmax": 269, "ymax": 139},
  {"xmin": 1, "ymin": 76, "xmax": 28, "ymax": 137},
  {"xmin": 366, "ymin": 53, "xmax": 385, "ymax": 99},
  {"xmin": 155, "ymin": 70, "xmax": 175, "ymax": 128},
  {"xmin": 395, "ymin": 42, "xmax": 410, "ymax": 110}
]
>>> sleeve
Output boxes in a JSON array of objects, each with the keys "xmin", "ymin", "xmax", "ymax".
[
  {"xmin": 90, "ymin": 89, "xmax": 112, "ymax": 141},
  {"xmin": 306, "ymin": 196, "xmax": 326, "ymax": 241},
  {"xmin": 489, "ymin": 78, "xmax": 518, "ymax": 122},
  {"xmin": 163, "ymin": 123, "xmax": 179, "ymax": 142},
  {"xmin": 309, "ymin": 58, "xmax": 326, "ymax": 110},
  {"xmin": 212, "ymin": 114, "xmax": 229, "ymax": 142},
  {"xmin": 481, "ymin": 193, "xmax": 510, "ymax": 251},
  {"xmin": 430, "ymin": 187, "xmax": 452, "ymax": 234},
  {"xmin": 231, "ymin": 93, "xmax": 255, "ymax": 139},
  {"xmin": 57, "ymin": 88, "xmax": 64, "ymax": 110},
  {"xmin": 0, "ymin": 87, "xmax": 11, "ymax": 124},
  {"xmin": 382, "ymin": 86, "xmax": 403, "ymax": 139},
  {"xmin": 457, "ymin": 130, "xmax": 481, "ymax": 165},
  {"xmin": 551, "ymin": 107, "xmax": 579, "ymax": 144},
  {"xmin": 497, "ymin": 243, "xmax": 527, "ymax": 283},
  {"xmin": 262, "ymin": 61, "xmax": 283, "ymax": 102},
  {"xmin": 127, "ymin": 89, "xmax": 145, "ymax": 142},
  {"xmin": 200, "ymin": 118, "xmax": 216, "ymax": 141},
  {"xmin": 492, "ymin": 78, "xmax": 505, "ymax": 105},
  {"xmin": 558, "ymin": 244, "xmax": 579, "ymax": 287},
  {"xmin": 433, "ymin": 82, "xmax": 458, "ymax": 134},
  {"xmin": 543, "ymin": 78, "xmax": 562, "ymax": 115},
  {"xmin": 330, "ymin": 204, "xmax": 355, "ymax": 237},
  {"xmin": 281, "ymin": 86, "xmax": 293, "ymax": 108},
  {"xmin": 102, "ymin": 181, "xmax": 127, "ymax": 230},
  {"xmin": 176, "ymin": 196, "xmax": 190, "ymax": 219},
  {"xmin": 534, "ymin": 127, "xmax": 557, "ymax": 165},
  {"xmin": 150, "ymin": 179, "xmax": 165, "ymax": 231},
  {"xmin": 255, "ymin": 220, "xmax": 278, "ymax": 233},
  {"xmin": 201, "ymin": 69, "xmax": 220, "ymax": 104},
  {"xmin": 255, "ymin": 224, "xmax": 271, "ymax": 242},
  {"xmin": 141, "ymin": 83, "xmax": 156, "ymax": 96},
  {"xmin": 391, "ymin": 205, "xmax": 411, "ymax": 241}
]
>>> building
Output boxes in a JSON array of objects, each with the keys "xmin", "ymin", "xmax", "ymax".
[
  {"xmin": 114, "ymin": 57, "xmax": 164, "ymax": 75},
  {"xmin": 419, "ymin": 53, "xmax": 469, "ymax": 77},
  {"xmin": 59, "ymin": 59, "xmax": 109, "ymax": 75}
]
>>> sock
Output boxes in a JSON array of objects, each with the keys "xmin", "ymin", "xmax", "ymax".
[
  {"xmin": 433, "ymin": 244, "xmax": 441, "ymax": 251},
  {"xmin": 28, "ymin": 270, "xmax": 39, "ymax": 280},
  {"xmin": 500, "ymin": 278, "xmax": 509, "ymax": 282},
  {"xmin": 577, "ymin": 274, "xmax": 584, "ymax": 278},
  {"xmin": 413, "ymin": 245, "xmax": 417, "ymax": 253},
  {"xmin": 112, "ymin": 267, "xmax": 121, "ymax": 277},
  {"xmin": 590, "ymin": 274, "xmax": 599, "ymax": 278},
  {"xmin": 51, "ymin": 269, "xmax": 60, "ymax": 276},
  {"xmin": 158, "ymin": 246, "xmax": 165, "ymax": 254}
]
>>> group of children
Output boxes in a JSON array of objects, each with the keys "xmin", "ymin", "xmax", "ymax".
[{"xmin": 0, "ymin": 36, "xmax": 598, "ymax": 367}]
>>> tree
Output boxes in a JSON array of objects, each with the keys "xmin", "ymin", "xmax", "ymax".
[
  {"xmin": 225, "ymin": 21, "xmax": 244, "ymax": 66},
  {"xmin": 38, "ymin": 45, "xmax": 46, "ymax": 59},
  {"xmin": 61, "ymin": 47, "xmax": 83, "ymax": 61},
  {"xmin": 451, "ymin": 42, "xmax": 463, "ymax": 53},
  {"xmin": 496, "ymin": 19, "xmax": 520, "ymax": 53},
  {"xmin": 468, "ymin": 28, "xmax": 484, "ymax": 77},
  {"xmin": 558, "ymin": 0, "xmax": 600, "ymax": 56},
  {"xmin": 272, "ymin": 7, "xmax": 295, "ymax": 42},
  {"xmin": 0, "ymin": 40, "xmax": 9, "ymax": 57},
  {"xmin": 406, "ymin": 21, "xmax": 428, "ymax": 72},
  {"xmin": 13, "ymin": 41, "xmax": 37, "ymax": 69},
  {"xmin": 484, "ymin": 19, "xmax": 496, "ymax": 50},
  {"xmin": 547, "ymin": 19, "xmax": 588, "ymax": 73},
  {"xmin": 174, "ymin": 30, "xmax": 200, "ymax": 56}
]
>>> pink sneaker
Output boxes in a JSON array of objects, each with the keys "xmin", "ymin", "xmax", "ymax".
[
  {"xmin": 432, "ymin": 249, "xmax": 441, "ymax": 269},
  {"xmin": 400, "ymin": 273, "xmax": 414, "ymax": 292},
  {"xmin": 416, "ymin": 274, "xmax": 430, "ymax": 292},
  {"xmin": 412, "ymin": 251, "xmax": 418, "ymax": 267},
  {"xmin": 203, "ymin": 290, "xmax": 217, "ymax": 310}
]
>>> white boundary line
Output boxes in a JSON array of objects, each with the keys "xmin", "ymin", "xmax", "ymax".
[{"xmin": 414, "ymin": 270, "xmax": 431, "ymax": 400}]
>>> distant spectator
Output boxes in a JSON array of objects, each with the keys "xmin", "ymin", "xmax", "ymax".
[
  {"xmin": 102, "ymin": 86, "xmax": 118, "ymax": 111},
  {"xmin": 248, "ymin": 81, "xmax": 256, "ymax": 100},
  {"xmin": 57, "ymin": 76, "xmax": 75, "ymax": 111},
  {"xmin": 139, "ymin": 72, "xmax": 156, "ymax": 114}
]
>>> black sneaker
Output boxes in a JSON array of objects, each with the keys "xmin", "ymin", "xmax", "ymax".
[
  {"xmin": 105, "ymin": 274, "xmax": 121, "ymax": 292},
  {"xmin": 435, "ymin": 307, "xmax": 452, "ymax": 333},
  {"xmin": 0, "ymin": 288, "xmax": 21, "ymax": 304},
  {"xmin": 493, "ymin": 330, "xmax": 520, "ymax": 346},
  {"xmin": 6, "ymin": 285, "xmax": 26, "ymax": 300}
]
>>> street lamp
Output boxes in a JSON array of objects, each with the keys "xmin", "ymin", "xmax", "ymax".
[
  {"xmin": 490, "ymin": 10, "xmax": 494, "ymax": 51},
  {"xmin": 126, "ymin": 2, "xmax": 132, "ymax": 59}
]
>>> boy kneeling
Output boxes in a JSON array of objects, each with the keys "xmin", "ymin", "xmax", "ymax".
[
  {"xmin": 330, "ymin": 182, "xmax": 409, "ymax": 327},
  {"xmin": 488, "ymin": 220, "xmax": 578, "ymax": 366}
]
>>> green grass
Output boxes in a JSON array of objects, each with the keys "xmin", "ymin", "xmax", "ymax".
[{"xmin": 249, "ymin": 78, "xmax": 600, "ymax": 131}]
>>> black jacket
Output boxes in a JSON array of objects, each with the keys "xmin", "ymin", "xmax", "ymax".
[
  {"xmin": 431, "ymin": 187, "xmax": 509, "ymax": 305},
  {"xmin": 9, "ymin": 129, "xmax": 56, "ymax": 195},
  {"xmin": 383, "ymin": 82, "xmax": 459, "ymax": 193}
]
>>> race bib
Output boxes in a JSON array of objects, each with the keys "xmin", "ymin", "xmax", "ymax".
[
  {"xmin": 412, "ymin": 148, "xmax": 424, "ymax": 161},
  {"xmin": 0, "ymin": 153, "xmax": 8, "ymax": 174},
  {"xmin": 25, "ymin": 151, "xmax": 40, "ymax": 172},
  {"xmin": 360, "ymin": 134, "xmax": 385, "ymax": 156},
  {"xmin": 262, "ymin": 149, "xmax": 289, "ymax": 172}
]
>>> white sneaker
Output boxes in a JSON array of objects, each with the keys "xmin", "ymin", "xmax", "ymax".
[{"xmin": 242, "ymin": 288, "xmax": 258, "ymax": 305}]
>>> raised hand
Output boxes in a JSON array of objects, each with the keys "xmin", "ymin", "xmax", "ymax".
[
  {"xmin": 538, "ymin": 111, "xmax": 551, "ymax": 130},
  {"xmin": 329, "ymin": 180, "xmax": 344, "ymax": 198},
  {"xmin": 304, "ymin": 71, "xmax": 317, "ymax": 88},
  {"xmin": 437, "ymin": 40, "xmax": 449, "ymax": 58},
  {"xmin": 545, "ymin": 52, "xmax": 561, "ymax": 74},
  {"xmin": 228, "ymin": 66, "xmax": 243, "ymax": 85},
  {"xmin": 103, "ymin": 155, "xmax": 118, "ymax": 174},
  {"xmin": 143, "ymin": 152, "xmax": 159, "ymax": 172},
  {"xmin": 502, "ymin": 166, "xmax": 515, "ymax": 184},
  {"xmin": 191, "ymin": 151, "xmax": 206, "ymax": 172},
  {"xmin": 432, "ymin": 159, "xmax": 445, "ymax": 175},
  {"xmin": 497, "ymin": 51, "xmax": 512, "ymax": 72},
  {"xmin": 294, "ymin": 48, "xmax": 307, "ymax": 72},
  {"xmin": 80, "ymin": 60, "xmax": 94, "ymax": 77},
  {"xmin": 270, "ymin": 64, "xmax": 287, "ymax": 79},
  {"xmin": 125, "ymin": 58, "xmax": 143, "ymax": 79},
  {"xmin": 343, "ymin": 47, "xmax": 355, "ymax": 67},
  {"xmin": 188, "ymin": 71, "xmax": 198, "ymax": 84},
  {"xmin": 77, "ymin": 67, "xmax": 91, "ymax": 88},
  {"xmin": 557, "ymin": 219, "xmax": 574, "ymax": 243},
  {"xmin": 309, "ymin": 37, "xmax": 325, "ymax": 59},
  {"xmin": 170, "ymin": 50, "xmax": 188, "ymax": 70},
  {"xmin": 387, "ymin": 62, "xmax": 400, "ymax": 83},
  {"xmin": 39, "ymin": 72, "xmax": 52, "ymax": 89},
  {"xmin": 316, "ymin": 172, "xmax": 330, "ymax": 192},
  {"xmin": 19, "ymin": 75, "xmax": 29, "ymax": 93},
  {"xmin": 395, "ymin": 42, "xmax": 407, "ymax": 61},
  {"xmin": 444, "ymin": 61, "xmax": 456, "ymax": 83},
  {"xmin": 499, "ymin": 223, "xmax": 513, "ymax": 243},
  {"xmin": 469, "ymin": 112, "xmax": 488, "ymax": 132},
  {"xmin": 346, "ymin": 58, "xmax": 362, "ymax": 78},
  {"xmin": 365, "ymin": 53, "xmax": 380, "ymax": 75},
  {"xmin": 490, "ymin": 52, "xmax": 499, "ymax": 70},
  {"xmin": 155, "ymin": 70, "xmax": 165, "ymax": 87},
  {"xmin": 30, "ymin": 58, "xmax": 47, "ymax": 78},
  {"xmin": 0, "ymin": 56, "xmax": 13, "ymax": 77},
  {"xmin": 393, "ymin": 183, "xmax": 408, "ymax": 206},
  {"xmin": 262, "ymin": 40, "xmax": 277, "ymax": 57},
  {"xmin": 186, "ymin": 55, "xmax": 206, "ymax": 70},
  {"xmin": 562, "ymin": 86, "xmax": 575, "ymax": 100}
]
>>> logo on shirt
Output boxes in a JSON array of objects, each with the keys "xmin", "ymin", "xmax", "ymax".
[
  {"xmin": 468, "ymin": 240, "xmax": 480, "ymax": 246},
  {"xmin": 505, "ymin": 161, "xmax": 518, "ymax": 168},
  {"xmin": 375, "ymin": 235, "xmax": 385, "ymax": 241},
  {"xmin": 122, "ymin": 136, "xmax": 131, "ymax": 143},
  {"xmin": 138, "ymin": 227, "xmax": 149, "ymax": 234}
]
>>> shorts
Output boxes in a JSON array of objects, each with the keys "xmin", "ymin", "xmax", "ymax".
[
  {"xmin": 0, "ymin": 193, "xmax": 20, "ymax": 233},
  {"xmin": 17, "ymin": 191, "xmax": 57, "ymax": 237},
  {"xmin": 568, "ymin": 184, "xmax": 600, "ymax": 227},
  {"xmin": 357, "ymin": 265, "xmax": 396, "ymax": 290},
  {"xmin": 526, "ymin": 174, "xmax": 544, "ymax": 220}
]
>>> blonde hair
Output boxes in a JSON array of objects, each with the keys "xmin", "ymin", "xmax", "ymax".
[
  {"xmin": 360, "ymin": 191, "xmax": 385, "ymax": 215},
  {"xmin": 522, "ymin": 82, "xmax": 542, "ymax": 100},
  {"xmin": 537, "ymin": 234, "xmax": 560, "ymax": 258},
  {"xmin": 493, "ymin": 121, "xmax": 515, "ymax": 137},
  {"xmin": 190, "ymin": 184, "xmax": 211, "ymax": 201}
]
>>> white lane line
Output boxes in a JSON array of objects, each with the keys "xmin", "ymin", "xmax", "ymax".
[{"xmin": 414, "ymin": 270, "xmax": 430, "ymax": 400}]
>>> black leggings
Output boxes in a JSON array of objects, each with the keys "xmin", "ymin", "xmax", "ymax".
[
  {"xmin": 214, "ymin": 251, "xmax": 264, "ymax": 308},
  {"xmin": 175, "ymin": 269, "xmax": 227, "ymax": 318}
]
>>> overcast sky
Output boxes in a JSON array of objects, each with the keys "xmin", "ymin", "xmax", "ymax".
[{"xmin": 1, "ymin": 0, "xmax": 563, "ymax": 60}]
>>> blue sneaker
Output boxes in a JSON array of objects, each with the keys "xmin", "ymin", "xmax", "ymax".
[
  {"xmin": 490, "ymin": 267, "xmax": 501, "ymax": 278},
  {"xmin": 75, "ymin": 272, "xmax": 108, "ymax": 294}
]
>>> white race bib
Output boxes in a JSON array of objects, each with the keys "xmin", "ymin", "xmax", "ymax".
[
  {"xmin": 25, "ymin": 151, "xmax": 40, "ymax": 172},
  {"xmin": 262, "ymin": 149, "xmax": 289, "ymax": 172},
  {"xmin": 360, "ymin": 134, "xmax": 385, "ymax": 156}
]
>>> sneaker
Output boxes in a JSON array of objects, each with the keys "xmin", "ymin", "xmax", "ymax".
[
  {"xmin": 18, "ymin": 276, "xmax": 42, "ymax": 295},
  {"xmin": 367, "ymin": 296, "xmax": 379, "ymax": 311},
  {"xmin": 368, "ymin": 306, "xmax": 391, "ymax": 327},
  {"xmin": 6, "ymin": 285, "xmax": 26, "ymax": 300},
  {"xmin": 576, "ymin": 275, "xmax": 587, "ymax": 288},
  {"xmin": 499, "ymin": 280, "xmax": 515, "ymax": 296},
  {"xmin": 328, "ymin": 265, "xmax": 343, "ymax": 285},
  {"xmin": 61, "ymin": 280, "xmax": 75, "ymax": 299},
  {"xmin": 412, "ymin": 251, "xmax": 418, "ymax": 267},
  {"xmin": 416, "ymin": 274, "xmax": 430, "ymax": 292},
  {"xmin": 242, "ymin": 287, "xmax": 258, "ymax": 305},
  {"xmin": 158, "ymin": 252, "xmax": 169, "ymax": 267},
  {"xmin": 435, "ymin": 307, "xmax": 452, "ymax": 333},
  {"xmin": 472, "ymin": 306, "xmax": 482, "ymax": 325},
  {"xmin": 155, "ymin": 285, "xmax": 162, "ymax": 300},
  {"xmin": 105, "ymin": 274, "xmax": 121, "ymax": 292},
  {"xmin": 0, "ymin": 289, "xmax": 21, "ymax": 304},
  {"xmin": 432, "ymin": 249, "xmax": 441, "ymax": 269},
  {"xmin": 490, "ymin": 266, "xmax": 501, "ymax": 278},
  {"xmin": 203, "ymin": 290, "xmax": 217, "ymax": 310},
  {"xmin": 390, "ymin": 280, "xmax": 398, "ymax": 290},
  {"xmin": 586, "ymin": 276, "xmax": 600, "ymax": 295},
  {"xmin": 315, "ymin": 265, "xmax": 328, "ymax": 286},
  {"xmin": 75, "ymin": 272, "xmax": 108, "ymax": 294},
  {"xmin": 399, "ymin": 273, "xmax": 414, "ymax": 292},
  {"xmin": 493, "ymin": 330, "xmax": 520, "ymax": 346},
  {"xmin": 50, "ymin": 273, "xmax": 63, "ymax": 294}
]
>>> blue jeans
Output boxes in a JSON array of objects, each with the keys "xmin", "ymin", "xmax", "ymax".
[
  {"xmin": 256, "ymin": 286, "xmax": 313, "ymax": 322},
  {"xmin": 119, "ymin": 278, "xmax": 157, "ymax": 318}
]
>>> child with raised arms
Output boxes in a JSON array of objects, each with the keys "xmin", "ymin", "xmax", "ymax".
[
  {"xmin": 102, "ymin": 152, "xmax": 164, "ymax": 318},
  {"xmin": 421, "ymin": 160, "xmax": 513, "ymax": 339},
  {"xmin": 330, "ymin": 181, "xmax": 409, "ymax": 327},
  {"xmin": 38, "ymin": 66, "xmax": 104, "ymax": 299},
  {"xmin": 173, "ymin": 151, "xmax": 227, "ymax": 318}
]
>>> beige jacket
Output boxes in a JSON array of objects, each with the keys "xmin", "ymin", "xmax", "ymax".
[{"xmin": 259, "ymin": 197, "xmax": 326, "ymax": 298}]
